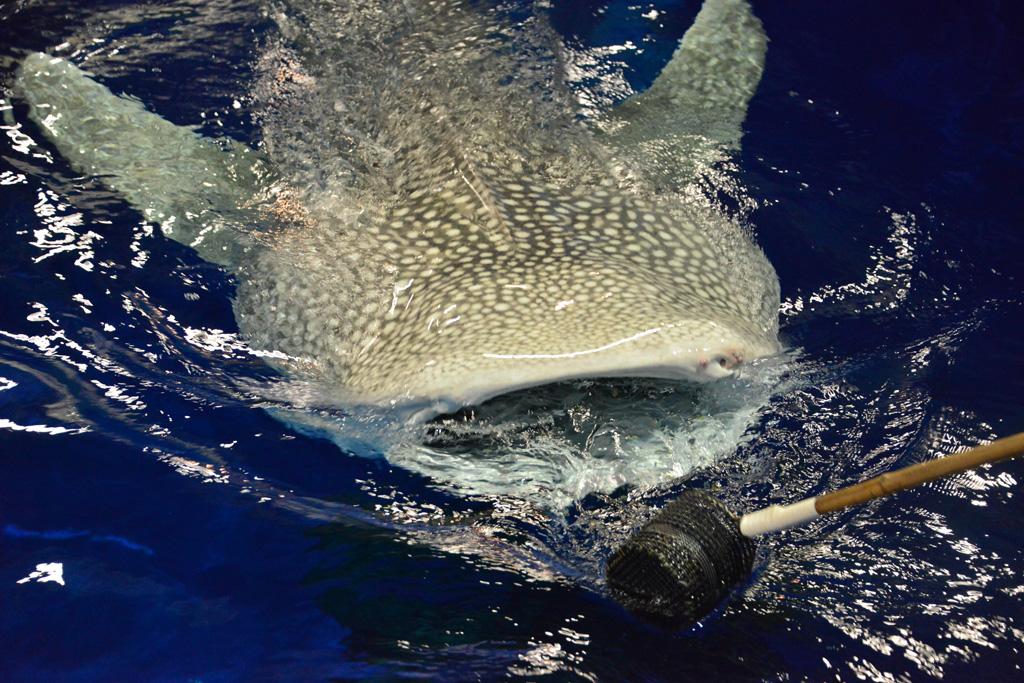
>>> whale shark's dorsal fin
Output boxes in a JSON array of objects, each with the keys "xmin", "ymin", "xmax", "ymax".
[
  {"xmin": 14, "ymin": 52, "xmax": 270, "ymax": 268},
  {"xmin": 600, "ymin": 0, "xmax": 767, "ymax": 186}
]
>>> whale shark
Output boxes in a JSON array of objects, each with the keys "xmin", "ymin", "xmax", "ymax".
[{"xmin": 14, "ymin": 0, "xmax": 779, "ymax": 426}]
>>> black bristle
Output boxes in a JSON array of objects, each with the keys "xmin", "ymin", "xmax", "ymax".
[{"xmin": 606, "ymin": 490, "xmax": 755, "ymax": 626}]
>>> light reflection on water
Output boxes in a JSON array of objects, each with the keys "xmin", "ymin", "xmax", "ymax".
[{"xmin": 1, "ymin": 1, "xmax": 1022, "ymax": 681}]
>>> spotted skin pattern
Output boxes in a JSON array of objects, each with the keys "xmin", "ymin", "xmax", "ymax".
[{"xmin": 16, "ymin": 0, "xmax": 780, "ymax": 421}]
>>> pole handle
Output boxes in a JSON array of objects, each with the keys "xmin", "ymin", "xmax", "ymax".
[
  {"xmin": 815, "ymin": 431, "xmax": 1024, "ymax": 514},
  {"xmin": 739, "ymin": 431, "xmax": 1024, "ymax": 537}
]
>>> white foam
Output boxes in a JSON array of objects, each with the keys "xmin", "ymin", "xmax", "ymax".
[{"xmin": 16, "ymin": 562, "xmax": 65, "ymax": 587}]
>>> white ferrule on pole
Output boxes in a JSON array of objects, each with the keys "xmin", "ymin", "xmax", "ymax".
[{"xmin": 739, "ymin": 497, "xmax": 819, "ymax": 537}]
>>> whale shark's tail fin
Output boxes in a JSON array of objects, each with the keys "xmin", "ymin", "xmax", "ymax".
[
  {"xmin": 601, "ymin": 0, "xmax": 767, "ymax": 186},
  {"xmin": 14, "ymin": 52, "xmax": 271, "ymax": 268}
]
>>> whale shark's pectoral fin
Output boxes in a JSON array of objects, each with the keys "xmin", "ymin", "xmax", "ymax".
[
  {"xmin": 600, "ymin": 0, "xmax": 766, "ymax": 186},
  {"xmin": 14, "ymin": 52, "xmax": 272, "ymax": 269}
]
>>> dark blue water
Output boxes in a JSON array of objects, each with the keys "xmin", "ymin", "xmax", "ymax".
[{"xmin": 2, "ymin": 1, "xmax": 1024, "ymax": 680}]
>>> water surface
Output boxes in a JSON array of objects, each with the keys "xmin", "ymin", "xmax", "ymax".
[{"xmin": 2, "ymin": 1, "xmax": 1023, "ymax": 680}]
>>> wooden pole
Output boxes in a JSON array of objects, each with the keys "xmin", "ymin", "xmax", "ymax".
[
  {"xmin": 740, "ymin": 431, "xmax": 1024, "ymax": 537},
  {"xmin": 815, "ymin": 431, "xmax": 1024, "ymax": 514}
]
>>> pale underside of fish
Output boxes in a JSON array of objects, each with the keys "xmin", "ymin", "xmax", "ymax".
[{"xmin": 15, "ymin": 0, "xmax": 780, "ymax": 422}]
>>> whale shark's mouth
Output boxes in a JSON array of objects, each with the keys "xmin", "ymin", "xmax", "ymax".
[
  {"xmin": 399, "ymin": 354, "xmax": 751, "ymax": 424},
  {"xmin": 383, "ymin": 320, "xmax": 783, "ymax": 424},
  {"xmin": 270, "ymin": 352, "xmax": 793, "ymax": 508}
]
